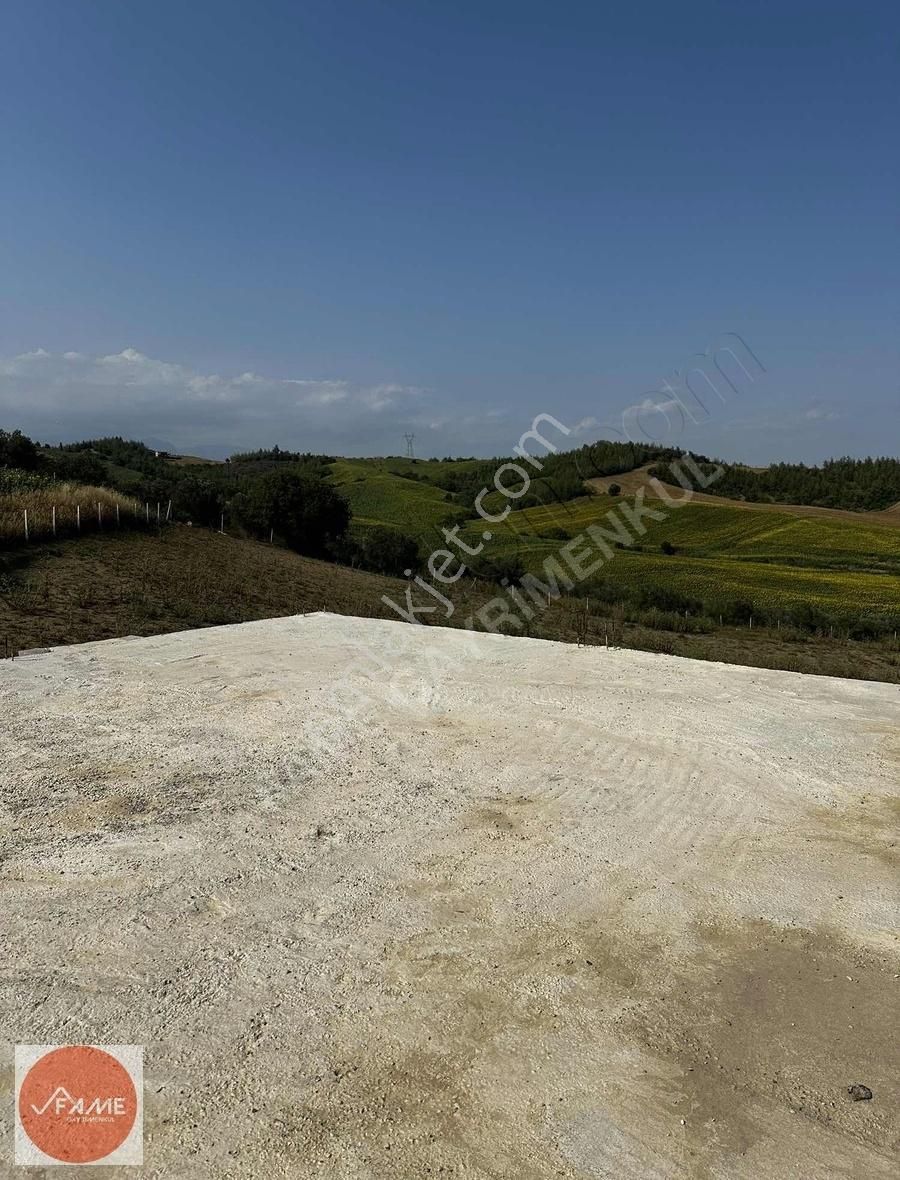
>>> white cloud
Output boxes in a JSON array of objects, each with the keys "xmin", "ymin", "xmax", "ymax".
[
  {"xmin": 804, "ymin": 405, "xmax": 841, "ymax": 422},
  {"xmin": 0, "ymin": 347, "xmax": 449, "ymax": 455},
  {"xmin": 570, "ymin": 416, "xmax": 600, "ymax": 435}
]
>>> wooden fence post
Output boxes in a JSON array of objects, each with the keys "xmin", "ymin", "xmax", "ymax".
[
  {"xmin": 77, "ymin": 505, "xmax": 81, "ymax": 532},
  {"xmin": 24, "ymin": 509, "xmax": 29, "ymax": 542},
  {"xmin": 165, "ymin": 500, "xmax": 172, "ymax": 522},
  {"xmin": 52, "ymin": 505, "xmax": 56, "ymax": 537},
  {"xmin": 116, "ymin": 503, "xmax": 120, "ymax": 526},
  {"xmin": 97, "ymin": 502, "xmax": 103, "ymax": 528}
]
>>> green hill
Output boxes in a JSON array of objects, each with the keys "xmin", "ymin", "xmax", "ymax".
[
  {"xmin": 332, "ymin": 468, "xmax": 900, "ymax": 625},
  {"xmin": 3, "ymin": 431, "xmax": 899, "ymax": 681},
  {"xmin": 329, "ymin": 459, "xmax": 470, "ymax": 539},
  {"xmin": 2, "ymin": 526, "xmax": 898, "ymax": 683}
]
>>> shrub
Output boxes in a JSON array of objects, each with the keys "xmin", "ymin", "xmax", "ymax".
[
  {"xmin": 718, "ymin": 598, "xmax": 755, "ymax": 625},
  {"xmin": 43, "ymin": 449, "xmax": 108, "ymax": 485},
  {"xmin": 0, "ymin": 468, "xmax": 51, "ymax": 494},
  {"xmin": 173, "ymin": 476, "xmax": 223, "ymax": 527},
  {"xmin": 357, "ymin": 525, "xmax": 420, "ymax": 576},
  {"xmin": 788, "ymin": 601, "xmax": 833, "ymax": 633},
  {"xmin": 472, "ymin": 554, "xmax": 526, "ymax": 585},
  {"xmin": 231, "ymin": 470, "xmax": 350, "ymax": 557},
  {"xmin": 0, "ymin": 429, "xmax": 39, "ymax": 471}
]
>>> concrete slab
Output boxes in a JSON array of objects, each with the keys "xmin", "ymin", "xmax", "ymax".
[{"xmin": 1, "ymin": 613, "xmax": 898, "ymax": 1177}]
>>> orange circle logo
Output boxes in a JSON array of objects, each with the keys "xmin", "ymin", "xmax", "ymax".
[{"xmin": 18, "ymin": 1046, "xmax": 137, "ymax": 1164}]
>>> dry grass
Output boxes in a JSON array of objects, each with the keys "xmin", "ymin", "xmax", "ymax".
[
  {"xmin": 1, "ymin": 526, "xmax": 899, "ymax": 683},
  {"xmin": 0, "ymin": 483, "xmax": 144, "ymax": 546}
]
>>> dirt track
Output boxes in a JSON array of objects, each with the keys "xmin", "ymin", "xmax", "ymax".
[
  {"xmin": 1, "ymin": 613, "xmax": 898, "ymax": 1177},
  {"xmin": 588, "ymin": 465, "xmax": 900, "ymax": 525}
]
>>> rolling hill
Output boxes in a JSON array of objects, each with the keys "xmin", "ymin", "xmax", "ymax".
[
  {"xmin": 2, "ymin": 433, "xmax": 899, "ymax": 680},
  {"xmin": 330, "ymin": 458, "xmax": 469, "ymax": 539},
  {"xmin": 325, "ymin": 460, "xmax": 900, "ymax": 626},
  {"xmin": 588, "ymin": 464, "xmax": 900, "ymax": 524},
  {"xmin": 1, "ymin": 524, "xmax": 899, "ymax": 683}
]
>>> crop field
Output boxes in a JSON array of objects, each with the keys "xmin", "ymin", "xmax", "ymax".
[
  {"xmin": 329, "ymin": 463, "xmax": 900, "ymax": 622},
  {"xmin": 333, "ymin": 456, "xmax": 491, "ymax": 482},
  {"xmin": 639, "ymin": 503, "xmax": 900, "ymax": 570},
  {"xmin": 330, "ymin": 459, "xmax": 468, "ymax": 538},
  {"xmin": 481, "ymin": 493, "xmax": 900, "ymax": 565},
  {"xmin": 449, "ymin": 494, "xmax": 900, "ymax": 622},
  {"xmin": 456, "ymin": 528, "xmax": 899, "ymax": 620},
  {"xmin": 6, "ymin": 459, "xmax": 896, "ymax": 673},
  {"xmin": 589, "ymin": 551, "xmax": 899, "ymax": 618}
]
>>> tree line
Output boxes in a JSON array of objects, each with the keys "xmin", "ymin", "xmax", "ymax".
[
  {"xmin": 424, "ymin": 440, "xmax": 686, "ymax": 511},
  {"xmin": 0, "ymin": 429, "xmax": 422, "ymax": 574},
  {"xmin": 652, "ymin": 455, "xmax": 900, "ymax": 512}
]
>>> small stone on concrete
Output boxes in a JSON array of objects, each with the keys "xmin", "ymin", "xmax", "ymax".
[{"xmin": 847, "ymin": 1084, "xmax": 873, "ymax": 1102}]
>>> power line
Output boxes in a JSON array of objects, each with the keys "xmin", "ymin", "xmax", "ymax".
[{"xmin": 403, "ymin": 432, "xmax": 416, "ymax": 459}]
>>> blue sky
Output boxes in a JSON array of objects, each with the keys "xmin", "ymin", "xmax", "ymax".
[{"xmin": 1, "ymin": 1, "xmax": 897, "ymax": 461}]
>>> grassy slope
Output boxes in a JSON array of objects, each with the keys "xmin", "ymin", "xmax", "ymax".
[
  {"xmin": 329, "ymin": 459, "xmax": 469, "ymax": 539},
  {"xmin": 495, "ymin": 494, "xmax": 900, "ymax": 565},
  {"xmin": 335, "ymin": 457, "xmax": 490, "ymax": 481},
  {"xmin": 589, "ymin": 467, "xmax": 900, "ymax": 524},
  {"xmin": 1, "ymin": 527, "xmax": 898, "ymax": 683},
  {"xmin": 460, "ymin": 539, "xmax": 899, "ymax": 617},
  {"xmin": 323, "ymin": 462, "xmax": 900, "ymax": 620},
  {"xmin": 44, "ymin": 453, "xmax": 896, "ymax": 623},
  {"xmin": 0, "ymin": 528, "xmax": 417, "ymax": 651},
  {"xmin": 455, "ymin": 493, "xmax": 900, "ymax": 619},
  {"xmin": 0, "ymin": 482, "xmax": 144, "ymax": 546}
]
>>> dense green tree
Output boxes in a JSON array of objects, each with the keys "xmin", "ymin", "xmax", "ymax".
[
  {"xmin": 173, "ymin": 476, "xmax": 224, "ymax": 526},
  {"xmin": 228, "ymin": 447, "xmax": 334, "ymax": 478},
  {"xmin": 232, "ymin": 470, "xmax": 350, "ymax": 556},
  {"xmin": 429, "ymin": 441, "xmax": 686, "ymax": 510},
  {"xmin": 63, "ymin": 437, "xmax": 167, "ymax": 476},
  {"xmin": 652, "ymin": 455, "xmax": 900, "ymax": 512},
  {"xmin": 0, "ymin": 428, "xmax": 39, "ymax": 470},
  {"xmin": 358, "ymin": 525, "xmax": 420, "ymax": 575},
  {"xmin": 43, "ymin": 449, "xmax": 107, "ymax": 485},
  {"xmin": 470, "ymin": 553, "xmax": 527, "ymax": 584}
]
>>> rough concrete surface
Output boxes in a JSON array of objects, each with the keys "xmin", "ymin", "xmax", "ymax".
[{"xmin": 0, "ymin": 612, "xmax": 898, "ymax": 1178}]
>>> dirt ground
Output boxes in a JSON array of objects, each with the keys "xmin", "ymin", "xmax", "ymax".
[
  {"xmin": 588, "ymin": 465, "xmax": 900, "ymax": 525},
  {"xmin": 0, "ymin": 613, "xmax": 897, "ymax": 1177}
]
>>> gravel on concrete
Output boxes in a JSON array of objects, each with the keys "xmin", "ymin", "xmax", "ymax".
[{"xmin": 1, "ymin": 612, "xmax": 898, "ymax": 1178}]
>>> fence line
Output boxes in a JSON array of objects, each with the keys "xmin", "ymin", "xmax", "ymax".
[{"xmin": 9, "ymin": 499, "xmax": 174, "ymax": 546}]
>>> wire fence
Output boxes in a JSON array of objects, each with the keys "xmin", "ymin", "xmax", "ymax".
[{"xmin": 0, "ymin": 494, "xmax": 171, "ymax": 548}]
